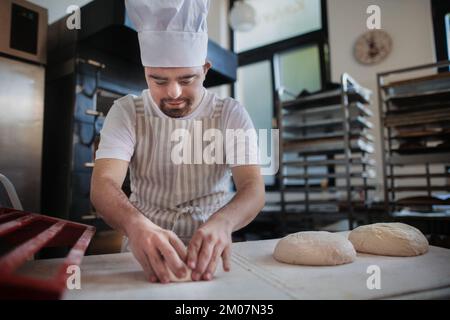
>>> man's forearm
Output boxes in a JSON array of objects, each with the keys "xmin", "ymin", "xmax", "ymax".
[
  {"xmin": 208, "ymin": 180, "xmax": 265, "ymax": 232},
  {"xmin": 90, "ymin": 177, "xmax": 151, "ymax": 236}
]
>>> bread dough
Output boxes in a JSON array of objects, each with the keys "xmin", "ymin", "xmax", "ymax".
[
  {"xmin": 348, "ymin": 222, "xmax": 429, "ymax": 257},
  {"xmin": 167, "ymin": 268, "xmax": 193, "ymax": 282},
  {"xmin": 273, "ymin": 231, "xmax": 356, "ymax": 266}
]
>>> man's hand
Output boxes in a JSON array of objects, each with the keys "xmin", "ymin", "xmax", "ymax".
[
  {"xmin": 187, "ymin": 215, "xmax": 232, "ymax": 281},
  {"xmin": 126, "ymin": 217, "xmax": 189, "ymax": 284},
  {"xmin": 186, "ymin": 165, "xmax": 265, "ymax": 282}
]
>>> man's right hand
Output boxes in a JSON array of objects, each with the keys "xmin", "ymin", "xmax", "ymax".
[{"xmin": 126, "ymin": 216, "xmax": 189, "ymax": 284}]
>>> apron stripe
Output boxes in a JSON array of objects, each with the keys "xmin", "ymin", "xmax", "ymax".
[{"xmin": 128, "ymin": 94, "xmax": 229, "ymax": 244}]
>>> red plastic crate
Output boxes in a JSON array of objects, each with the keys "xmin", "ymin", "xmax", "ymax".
[{"xmin": 0, "ymin": 207, "xmax": 95, "ymax": 299}]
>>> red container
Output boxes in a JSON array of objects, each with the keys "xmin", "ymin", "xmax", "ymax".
[{"xmin": 0, "ymin": 207, "xmax": 95, "ymax": 299}]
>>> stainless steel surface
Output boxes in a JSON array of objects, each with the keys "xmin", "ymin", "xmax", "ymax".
[
  {"xmin": 0, "ymin": 56, "xmax": 45, "ymax": 213},
  {"xmin": 0, "ymin": 173, "xmax": 23, "ymax": 210}
]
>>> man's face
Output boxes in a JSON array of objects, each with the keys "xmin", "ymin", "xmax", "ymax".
[{"xmin": 144, "ymin": 63, "xmax": 210, "ymax": 118}]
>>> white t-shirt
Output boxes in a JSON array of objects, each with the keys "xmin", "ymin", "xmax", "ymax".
[{"xmin": 96, "ymin": 88, "xmax": 259, "ymax": 167}]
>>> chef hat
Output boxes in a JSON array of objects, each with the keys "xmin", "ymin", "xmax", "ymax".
[{"xmin": 125, "ymin": 0, "xmax": 210, "ymax": 68}]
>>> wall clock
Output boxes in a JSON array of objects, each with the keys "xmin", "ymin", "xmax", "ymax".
[{"xmin": 354, "ymin": 30, "xmax": 393, "ymax": 65}]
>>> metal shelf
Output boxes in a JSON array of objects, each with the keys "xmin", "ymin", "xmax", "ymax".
[
  {"xmin": 276, "ymin": 73, "xmax": 376, "ymax": 230},
  {"xmin": 391, "ymin": 196, "xmax": 450, "ymax": 206},
  {"xmin": 281, "ymin": 185, "xmax": 375, "ymax": 192},
  {"xmin": 391, "ymin": 146, "xmax": 450, "ymax": 155},
  {"xmin": 384, "ymin": 108, "xmax": 450, "ymax": 127},
  {"xmin": 381, "ymin": 71, "xmax": 450, "ymax": 93},
  {"xmin": 283, "ymin": 138, "xmax": 374, "ymax": 154},
  {"xmin": 388, "ymin": 186, "xmax": 450, "ymax": 192},
  {"xmin": 391, "ymin": 212, "xmax": 450, "ymax": 220},
  {"xmin": 281, "ymin": 171, "xmax": 374, "ymax": 179},
  {"xmin": 378, "ymin": 61, "xmax": 450, "ymax": 227},
  {"xmin": 387, "ymin": 152, "xmax": 450, "ymax": 165},
  {"xmin": 283, "ymin": 130, "xmax": 373, "ymax": 143},
  {"xmin": 384, "ymin": 88, "xmax": 450, "ymax": 106},
  {"xmin": 284, "ymin": 115, "xmax": 373, "ymax": 131},
  {"xmin": 283, "ymin": 157, "xmax": 376, "ymax": 167},
  {"xmin": 387, "ymin": 173, "xmax": 450, "ymax": 179},
  {"xmin": 391, "ymin": 131, "xmax": 450, "ymax": 141},
  {"xmin": 285, "ymin": 101, "xmax": 373, "ymax": 117},
  {"xmin": 282, "ymin": 86, "xmax": 371, "ymax": 111}
]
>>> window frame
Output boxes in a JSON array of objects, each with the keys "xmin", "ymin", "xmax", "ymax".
[
  {"xmin": 229, "ymin": 0, "xmax": 330, "ymax": 190},
  {"xmin": 431, "ymin": 0, "xmax": 450, "ymax": 66}
]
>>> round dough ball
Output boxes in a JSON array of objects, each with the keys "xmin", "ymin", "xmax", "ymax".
[
  {"xmin": 348, "ymin": 222, "xmax": 429, "ymax": 257},
  {"xmin": 273, "ymin": 231, "xmax": 356, "ymax": 266}
]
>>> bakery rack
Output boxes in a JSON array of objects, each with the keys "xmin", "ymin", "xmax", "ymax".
[
  {"xmin": 378, "ymin": 60, "xmax": 450, "ymax": 238},
  {"xmin": 273, "ymin": 73, "xmax": 376, "ymax": 234}
]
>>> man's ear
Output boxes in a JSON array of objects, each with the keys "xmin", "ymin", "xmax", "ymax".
[{"xmin": 203, "ymin": 60, "xmax": 212, "ymax": 76}]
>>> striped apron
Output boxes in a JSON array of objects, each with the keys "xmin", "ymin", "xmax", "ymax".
[{"xmin": 122, "ymin": 94, "xmax": 231, "ymax": 250}]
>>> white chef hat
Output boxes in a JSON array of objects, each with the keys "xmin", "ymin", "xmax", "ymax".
[{"xmin": 125, "ymin": 0, "xmax": 210, "ymax": 68}]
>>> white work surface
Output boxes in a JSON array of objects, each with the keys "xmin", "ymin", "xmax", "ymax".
[{"xmin": 23, "ymin": 237, "xmax": 450, "ymax": 300}]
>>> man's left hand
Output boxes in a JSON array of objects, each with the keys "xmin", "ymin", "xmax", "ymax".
[{"xmin": 187, "ymin": 215, "xmax": 232, "ymax": 281}]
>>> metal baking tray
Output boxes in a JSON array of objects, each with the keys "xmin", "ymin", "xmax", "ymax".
[
  {"xmin": 282, "ymin": 87, "xmax": 371, "ymax": 111},
  {"xmin": 383, "ymin": 72, "xmax": 450, "ymax": 98},
  {"xmin": 394, "ymin": 196, "xmax": 450, "ymax": 206},
  {"xmin": 388, "ymin": 152, "xmax": 450, "ymax": 165},
  {"xmin": 280, "ymin": 185, "xmax": 375, "ymax": 193},
  {"xmin": 281, "ymin": 170, "xmax": 375, "ymax": 180},
  {"xmin": 385, "ymin": 89, "xmax": 450, "ymax": 107},
  {"xmin": 283, "ymin": 130, "xmax": 374, "ymax": 144},
  {"xmin": 283, "ymin": 157, "xmax": 376, "ymax": 168},
  {"xmin": 283, "ymin": 137, "xmax": 374, "ymax": 154},
  {"xmin": 284, "ymin": 115, "xmax": 373, "ymax": 131},
  {"xmin": 384, "ymin": 108, "xmax": 450, "ymax": 127},
  {"xmin": 388, "ymin": 186, "xmax": 450, "ymax": 192},
  {"xmin": 391, "ymin": 144, "xmax": 450, "ymax": 155},
  {"xmin": 285, "ymin": 101, "xmax": 373, "ymax": 117}
]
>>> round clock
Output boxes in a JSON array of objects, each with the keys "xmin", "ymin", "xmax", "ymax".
[{"xmin": 354, "ymin": 30, "xmax": 392, "ymax": 65}]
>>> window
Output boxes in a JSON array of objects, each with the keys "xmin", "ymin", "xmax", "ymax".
[
  {"xmin": 446, "ymin": 13, "xmax": 450, "ymax": 59},
  {"xmin": 431, "ymin": 0, "xmax": 450, "ymax": 65},
  {"xmin": 231, "ymin": 0, "xmax": 329, "ymax": 188},
  {"xmin": 236, "ymin": 60, "xmax": 275, "ymax": 185},
  {"xmin": 277, "ymin": 45, "xmax": 322, "ymax": 101},
  {"xmin": 234, "ymin": 0, "xmax": 322, "ymax": 53}
]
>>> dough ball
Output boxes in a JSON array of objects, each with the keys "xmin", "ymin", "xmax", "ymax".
[
  {"xmin": 273, "ymin": 231, "xmax": 356, "ymax": 266},
  {"xmin": 167, "ymin": 268, "xmax": 193, "ymax": 282},
  {"xmin": 348, "ymin": 222, "xmax": 429, "ymax": 257}
]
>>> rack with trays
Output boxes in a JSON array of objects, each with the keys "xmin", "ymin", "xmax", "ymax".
[
  {"xmin": 378, "ymin": 61, "xmax": 450, "ymax": 237},
  {"xmin": 274, "ymin": 73, "xmax": 376, "ymax": 233}
]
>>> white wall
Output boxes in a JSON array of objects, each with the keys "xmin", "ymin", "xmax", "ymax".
[
  {"xmin": 208, "ymin": 0, "xmax": 230, "ymax": 49},
  {"xmin": 327, "ymin": 0, "xmax": 436, "ymax": 195}
]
